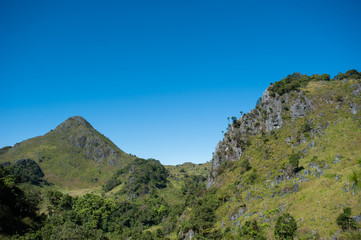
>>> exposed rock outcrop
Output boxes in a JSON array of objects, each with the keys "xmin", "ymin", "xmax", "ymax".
[
  {"xmin": 208, "ymin": 89, "xmax": 313, "ymax": 188},
  {"xmin": 52, "ymin": 116, "xmax": 123, "ymax": 166}
]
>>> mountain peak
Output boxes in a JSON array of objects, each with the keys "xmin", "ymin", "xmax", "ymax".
[
  {"xmin": 63, "ymin": 115, "xmax": 91, "ymax": 127},
  {"xmin": 53, "ymin": 116, "xmax": 92, "ymax": 134}
]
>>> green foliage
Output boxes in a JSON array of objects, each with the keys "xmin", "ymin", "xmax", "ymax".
[
  {"xmin": 269, "ymin": 72, "xmax": 334, "ymax": 96},
  {"xmin": 348, "ymin": 169, "xmax": 361, "ymax": 192},
  {"xmin": 270, "ymin": 72, "xmax": 311, "ymax": 96},
  {"xmin": 101, "ymin": 175, "xmax": 122, "ymax": 192},
  {"xmin": 0, "ymin": 166, "xmax": 42, "ymax": 235},
  {"xmin": 240, "ymin": 220, "xmax": 266, "ymax": 240},
  {"xmin": 247, "ymin": 169, "xmax": 258, "ymax": 184},
  {"xmin": 333, "ymin": 69, "xmax": 361, "ymax": 80},
  {"xmin": 0, "ymin": 116, "xmax": 137, "ymax": 188},
  {"xmin": 288, "ymin": 153, "xmax": 300, "ymax": 170},
  {"xmin": 188, "ymin": 201, "xmax": 216, "ymax": 234},
  {"xmin": 181, "ymin": 174, "xmax": 206, "ymax": 205},
  {"xmin": 274, "ymin": 213, "xmax": 297, "ymax": 239},
  {"xmin": 240, "ymin": 158, "xmax": 252, "ymax": 173},
  {"xmin": 1, "ymin": 159, "xmax": 47, "ymax": 186},
  {"xmin": 300, "ymin": 120, "xmax": 312, "ymax": 133},
  {"xmin": 103, "ymin": 158, "xmax": 169, "ymax": 198},
  {"xmin": 25, "ymin": 191, "xmax": 173, "ymax": 239},
  {"xmin": 336, "ymin": 207, "xmax": 357, "ymax": 231},
  {"xmin": 181, "ymin": 190, "xmax": 220, "ymax": 236}
]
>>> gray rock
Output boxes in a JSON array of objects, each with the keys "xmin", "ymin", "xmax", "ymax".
[
  {"xmin": 324, "ymin": 163, "xmax": 329, "ymax": 169},
  {"xmin": 316, "ymin": 166, "xmax": 323, "ymax": 176},
  {"xmin": 208, "ymin": 90, "xmax": 310, "ymax": 187},
  {"xmin": 302, "ymin": 148, "xmax": 308, "ymax": 155},
  {"xmin": 239, "ymin": 207, "xmax": 247, "ymax": 216},
  {"xmin": 184, "ymin": 229, "xmax": 195, "ymax": 240},
  {"xmin": 308, "ymin": 162, "xmax": 318, "ymax": 168},
  {"xmin": 333, "ymin": 154, "xmax": 340, "ymax": 164},
  {"xmin": 308, "ymin": 141, "xmax": 315, "ymax": 150},
  {"xmin": 350, "ymin": 103, "xmax": 358, "ymax": 115},
  {"xmin": 351, "ymin": 83, "xmax": 361, "ymax": 96},
  {"xmin": 304, "ymin": 169, "xmax": 310, "ymax": 176},
  {"xmin": 352, "ymin": 215, "xmax": 361, "ymax": 222},
  {"xmin": 336, "ymin": 175, "xmax": 340, "ymax": 182},
  {"xmin": 292, "ymin": 184, "xmax": 299, "ymax": 193}
]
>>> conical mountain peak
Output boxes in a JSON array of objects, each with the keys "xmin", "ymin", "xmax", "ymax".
[{"xmin": 54, "ymin": 116, "xmax": 92, "ymax": 133}]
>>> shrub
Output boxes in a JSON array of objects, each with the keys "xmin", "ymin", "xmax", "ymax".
[
  {"xmin": 337, "ymin": 207, "xmax": 357, "ymax": 231},
  {"xmin": 240, "ymin": 220, "xmax": 266, "ymax": 239},
  {"xmin": 247, "ymin": 169, "xmax": 257, "ymax": 184},
  {"xmin": 274, "ymin": 213, "xmax": 297, "ymax": 239},
  {"xmin": 288, "ymin": 153, "xmax": 300, "ymax": 171},
  {"xmin": 240, "ymin": 158, "xmax": 252, "ymax": 172}
]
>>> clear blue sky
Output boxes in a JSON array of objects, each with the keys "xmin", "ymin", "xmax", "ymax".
[{"xmin": 1, "ymin": 0, "xmax": 360, "ymax": 165}]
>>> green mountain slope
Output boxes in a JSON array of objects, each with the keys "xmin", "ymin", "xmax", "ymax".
[
  {"xmin": 2, "ymin": 70, "xmax": 361, "ymax": 240},
  {"xmin": 202, "ymin": 72, "xmax": 361, "ymax": 239},
  {"xmin": 0, "ymin": 116, "xmax": 136, "ymax": 188}
]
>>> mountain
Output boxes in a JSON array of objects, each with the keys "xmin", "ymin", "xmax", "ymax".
[
  {"xmin": 1, "ymin": 70, "xmax": 361, "ymax": 240},
  {"xmin": 0, "ymin": 116, "xmax": 136, "ymax": 188},
  {"xmin": 203, "ymin": 71, "xmax": 361, "ymax": 239}
]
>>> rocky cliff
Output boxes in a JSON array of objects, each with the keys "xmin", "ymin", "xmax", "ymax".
[
  {"xmin": 208, "ymin": 88, "xmax": 313, "ymax": 188},
  {"xmin": 208, "ymin": 73, "xmax": 360, "ymax": 188}
]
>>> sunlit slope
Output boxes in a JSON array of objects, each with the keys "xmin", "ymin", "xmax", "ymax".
[
  {"xmin": 0, "ymin": 116, "xmax": 136, "ymax": 188},
  {"xmin": 206, "ymin": 78, "xmax": 361, "ymax": 238}
]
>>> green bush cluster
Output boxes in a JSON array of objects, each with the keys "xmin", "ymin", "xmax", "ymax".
[
  {"xmin": 102, "ymin": 158, "xmax": 169, "ymax": 198},
  {"xmin": 269, "ymin": 69, "xmax": 360, "ymax": 97},
  {"xmin": 333, "ymin": 69, "xmax": 361, "ymax": 80},
  {"xmin": 288, "ymin": 153, "xmax": 300, "ymax": 170},
  {"xmin": 336, "ymin": 207, "xmax": 358, "ymax": 231},
  {"xmin": 18, "ymin": 190, "xmax": 174, "ymax": 239},
  {"xmin": 274, "ymin": 213, "xmax": 297, "ymax": 239},
  {"xmin": 2, "ymin": 159, "xmax": 47, "ymax": 185},
  {"xmin": 240, "ymin": 220, "xmax": 266, "ymax": 240}
]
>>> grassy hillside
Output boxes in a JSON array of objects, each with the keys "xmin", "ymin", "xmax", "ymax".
[
  {"xmin": 203, "ymin": 77, "xmax": 361, "ymax": 239},
  {"xmin": 0, "ymin": 116, "xmax": 136, "ymax": 188}
]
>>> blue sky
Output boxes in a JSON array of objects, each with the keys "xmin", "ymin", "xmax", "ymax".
[{"xmin": 1, "ymin": 0, "xmax": 360, "ymax": 165}]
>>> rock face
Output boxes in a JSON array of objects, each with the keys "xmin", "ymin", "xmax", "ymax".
[
  {"xmin": 52, "ymin": 116, "xmax": 122, "ymax": 166},
  {"xmin": 208, "ymin": 88, "xmax": 313, "ymax": 188}
]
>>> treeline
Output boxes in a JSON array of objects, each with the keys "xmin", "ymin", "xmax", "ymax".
[
  {"xmin": 17, "ymin": 191, "xmax": 172, "ymax": 239},
  {"xmin": 270, "ymin": 69, "xmax": 360, "ymax": 96}
]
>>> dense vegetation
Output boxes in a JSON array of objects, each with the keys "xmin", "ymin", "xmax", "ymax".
[
  {"xmin": 102, "ymin": 158, "xmax": 169, "ymax": 198},
  {"xmin": 1, "ymin": 159, "xmax": 48, "ymax": 185},
  {"xmin": 0, "ymin": 166, "xmax": 42, "ymax": 236},
  {"xmin": 269, "ymin": 69, "xmax": 360, "ymax": 96}
]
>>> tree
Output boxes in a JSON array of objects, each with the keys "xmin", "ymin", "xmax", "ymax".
[
  {"xmin": 274, "ymin": 213, "xmax": 297, "ymax": 239},
  {"xmin": 288, "ymin": 153, "xmax": 300, "ymax": 170},
  {"xmin": 240, "ymin": 220, "xmax": 266, "ymax": 240},
  {"xmin": 337, "ymin": 207, "xmax": 357, "ymax": 231}
]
